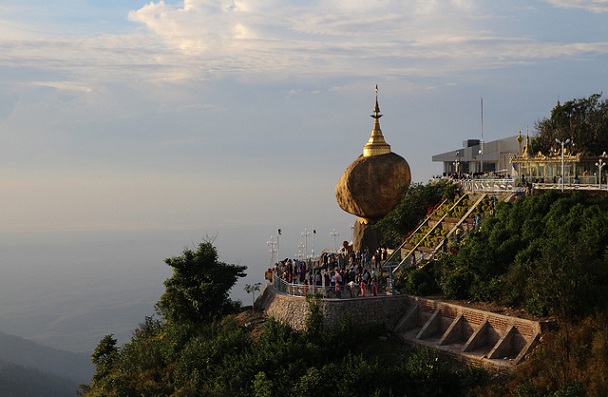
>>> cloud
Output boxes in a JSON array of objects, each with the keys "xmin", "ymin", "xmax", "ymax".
[
  {"xmin": 123, "ymin": 0, "xmax": 608, "ymax": 82},
  {"xmin": 544, "ymin": 0, "xmax": 608, "ymax": 13},
  {"xmin": 127, "ymin": 0, "xmax": 251, "ymax": 53},
  {"xmin": 2, "ymin": 0, "xmax": 608, "ymax": 90},
  {"xmin": 29, "ymin": 81, "xmax": 92, "ymax": 93}
]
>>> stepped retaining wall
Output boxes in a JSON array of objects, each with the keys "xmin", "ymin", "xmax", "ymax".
[{"xmin": 256, "ymin": 285, "xmax": 549, "ymax": 369}]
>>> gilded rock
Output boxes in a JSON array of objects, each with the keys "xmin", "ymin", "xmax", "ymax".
[{"xmin": 335, "ymin": 152, "xmax": 411, "ymax": 222}]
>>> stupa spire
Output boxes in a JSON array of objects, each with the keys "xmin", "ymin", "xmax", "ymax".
[
  {"xmin": 522, "ymin": 130, "xmax": 532, "ymax": 158},
  {"xmin": 363, "ymin": 85, "xmax": 391, "ymax": 157}
]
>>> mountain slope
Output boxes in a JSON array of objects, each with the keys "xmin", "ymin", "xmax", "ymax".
[
  {"xmin": 0, "ymin": 359, "xmax": 79, "ymax": 397},
  {"xmin": 0, "ymin": 331, "xmax": 93, "ymax": 384}
]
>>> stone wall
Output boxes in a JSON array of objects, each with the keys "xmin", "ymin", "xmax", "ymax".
[
  {"xmin": 255, "ymin": 284, "xmax": 410, "ymax": 332},
  {"xmin": 256, "ymin": 284, "xmax": 549, "ymax": 369}
]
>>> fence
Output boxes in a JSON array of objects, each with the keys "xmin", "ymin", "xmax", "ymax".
[{"xmin": 272, "ymin": 272, "xmax": 385, "ymax": 299}]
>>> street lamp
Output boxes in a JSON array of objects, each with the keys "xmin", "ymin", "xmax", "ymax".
[
  {"xmin": 266, "ymin": 236, "xmax": 277, "ymax": 265},
  {"xmin": 596, "ymin": 158, "xmax": 606, "ymax": 189},
  {"xmin": 312, "ymin": 227, "xmax": 316, "ymax": 260},
  {"xmin": 555, "ymin": 138, "xmax": 571, "ymax": 191},
  {"xmin": 298, "ymin": 242, "xmax": 305, "ymax": 260},
  {"xmin": 453, "ymin": 151, "xmax": 460, "ymax": 177},
  {"xmin": 301, "ymin": 228, "xmax": 311, "ymax": 263},
  {"xmin": 277, "ymin": 228, "xmax": 281, "ymax": 263},
  {"xmin": 330, "ymin": 228, "xmax": 340, "ymax": 252}
]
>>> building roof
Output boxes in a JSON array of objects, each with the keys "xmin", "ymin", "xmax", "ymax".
[{"xmin": 432, "ymin": 135, "xmax": 519, "ymax": 163}]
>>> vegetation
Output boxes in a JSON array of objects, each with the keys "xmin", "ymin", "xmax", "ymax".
[
  {"xmin": 534, "ymin": 93, "xmax": 608, "ymax": 155},
  {"xmin": 412, "ymin": 191, "xmax": 608, "ymax": 321},
  {"xmin": 155, "ymin": 240, "xmax": 247, "ymax": 326},
  {"xmin": 392, "ymin": 190, "xmax": 608, "ymax": 396},
  {"xmin": 244, "ymin": 282, "xmax": 262, "ymax": 308},
  {"xmin": 376, "ymin": 179, "xmax": 460, "ymax": 248}
]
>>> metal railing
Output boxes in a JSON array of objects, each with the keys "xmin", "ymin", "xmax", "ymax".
[
  {"xmin": 456, "ymin": 178, "xmax": 526, "ymax": 193},
  {"xmin": 456, "ymin": 177, "xmax": 608, "ymax": 193},
  {"xmin": 272, "ymin": 272, "xmax": 385, "ymax": 298},
  {"xmin": 532, "ymin": 182, "xmax": 608, "ymax": 191}
]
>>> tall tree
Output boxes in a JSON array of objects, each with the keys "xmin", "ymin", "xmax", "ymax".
[
  {"xmin": 535, "ymin": 93, "xmax": 608, "ymax": 155},
  {"xmin": 155, "ymin": 240, "xmax": 247, "ymax": 325}
]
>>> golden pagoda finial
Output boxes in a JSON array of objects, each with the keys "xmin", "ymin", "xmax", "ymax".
[
  {"xmin": 363, "ymin": 84, "xmax": 391, "ymax": 157},
  {"xmin": 522, "ymin": 130, "xmax": 531, "ymax": 158},
  {"xmin": 517, "ymin": 130, "xmax": 523, "ymax": 156}
]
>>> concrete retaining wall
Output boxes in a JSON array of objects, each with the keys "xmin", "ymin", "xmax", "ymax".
[
  {"xmin": 256, "ymin": 284, "xmax": 548, "ymax": 369},
  {"xmin": 255, "ymin": 283, "xmax": 410, "ymax": 331}
]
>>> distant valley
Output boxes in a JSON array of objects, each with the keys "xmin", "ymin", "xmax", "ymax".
[
  {"xmin": 0, "ymin": 331, "xmax": 93, "ymax": 384},
  {"xmin": 0, "ymin": 230, "xmax": 267, "ymax": 353},
  {"xmin": 0, "ymin": 331, "xmax": 93, "ymax": 397}
]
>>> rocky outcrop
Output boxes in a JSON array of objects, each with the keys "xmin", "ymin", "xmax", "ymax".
[{"xmin": 335, "ymin": 153, "xmax": 410, "ymax": 222}]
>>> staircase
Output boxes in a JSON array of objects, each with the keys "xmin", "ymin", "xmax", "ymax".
[{"xmin": 387, "ymin": 193, "xmax": 491, "ymax": 273}]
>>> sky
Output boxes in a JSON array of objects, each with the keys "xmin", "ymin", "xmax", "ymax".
[{"xmin": 1, "ymin": 0, "xmax": 608, "ymax": 351}]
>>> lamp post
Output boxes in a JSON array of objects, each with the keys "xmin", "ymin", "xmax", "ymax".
[
  {"xmin": 266, "ymin": 236, "xmax": 277, "ymax": 265},
  {"xmin": 301, "ymin": 228, "xmax": 311, "ymax": 263},
  {"xmin": 330, "ymin": 228, "xmax": 340, "ymax": 252},
  {"xmin": 556, "ymin": 138, "xmax": 571, "ymax": 191},
  {"xmin": 298, "ymin": 242, "xmax": 305, "ymax": 260},
  {"xmin": 453, "ymin": 151, "xmax": 460, "ymax": 177},
  {"xmin": 312, "ymin": 227, "xmax": 316, "ymax": 261},
  {"xmin": 277, "ymin": 228, "xmax": 281, "ymax": 263},
  {"xmin": 596, "ymin": 159, "xmax": 606, "ymax": 189}
]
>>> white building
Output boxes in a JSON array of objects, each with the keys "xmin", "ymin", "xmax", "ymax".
[{"xmin": 432, "ymin": 135, "xmax": 520, "ymax": 177}]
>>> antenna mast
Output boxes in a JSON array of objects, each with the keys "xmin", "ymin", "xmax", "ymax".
[{"xmin": 480, "ymin": 98, "xmax": 484, "ymax": 174}]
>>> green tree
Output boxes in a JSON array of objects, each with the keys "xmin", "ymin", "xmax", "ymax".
[
  {"xmin": 90, "ymin": 334, "xmax": 118, "ymax": 383},
  {"xmin": 156, "ymin": 240, "xmax": 247, "ymax": 325},
  {"xmin": 535, "ymin": 93, "xmax": 608, "ymax": 155},
  {"xmin": 80, "ymin": 334, "xmax": 121, "ymax": 396},
  {"xmin": 252, "ymin": 371, "xmax": 273, "ymax": 397},
  {"xmin": 244, "ymin": 282, "xmax": 262, "ymax": 308}
]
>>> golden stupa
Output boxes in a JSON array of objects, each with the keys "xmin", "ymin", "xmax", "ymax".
[{"xmin": 335, "ymin": 86, "xmax": 411, "ymax": 251}]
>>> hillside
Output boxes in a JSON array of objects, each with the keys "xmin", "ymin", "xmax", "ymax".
[
  {"xmin": 0, "ymin": 331, "xmax": 93, "ymax": 384},
  {"xmin": 0, "ymin": 358, "xmax": 79, "ymax": 397}
]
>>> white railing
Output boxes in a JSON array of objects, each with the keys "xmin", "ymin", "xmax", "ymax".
[
  {"xmin": 456, "ymin": 178, "xmax": 608, "ymax": 193},
  {"xmin": 271, "ymin": 272, "xmax": 385, "ymax": 298},
  {"xmin": 456, "ymin": 178, "xmax": 526, "ymax": 193},
  {"xmin": 532, "ymin": 183, "xmax": 608, "ymax": 191}
]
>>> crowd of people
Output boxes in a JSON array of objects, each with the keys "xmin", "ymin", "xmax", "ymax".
[{"xmin": 267, "ymin": 247, "xmax": 388, "ymax": 298}]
